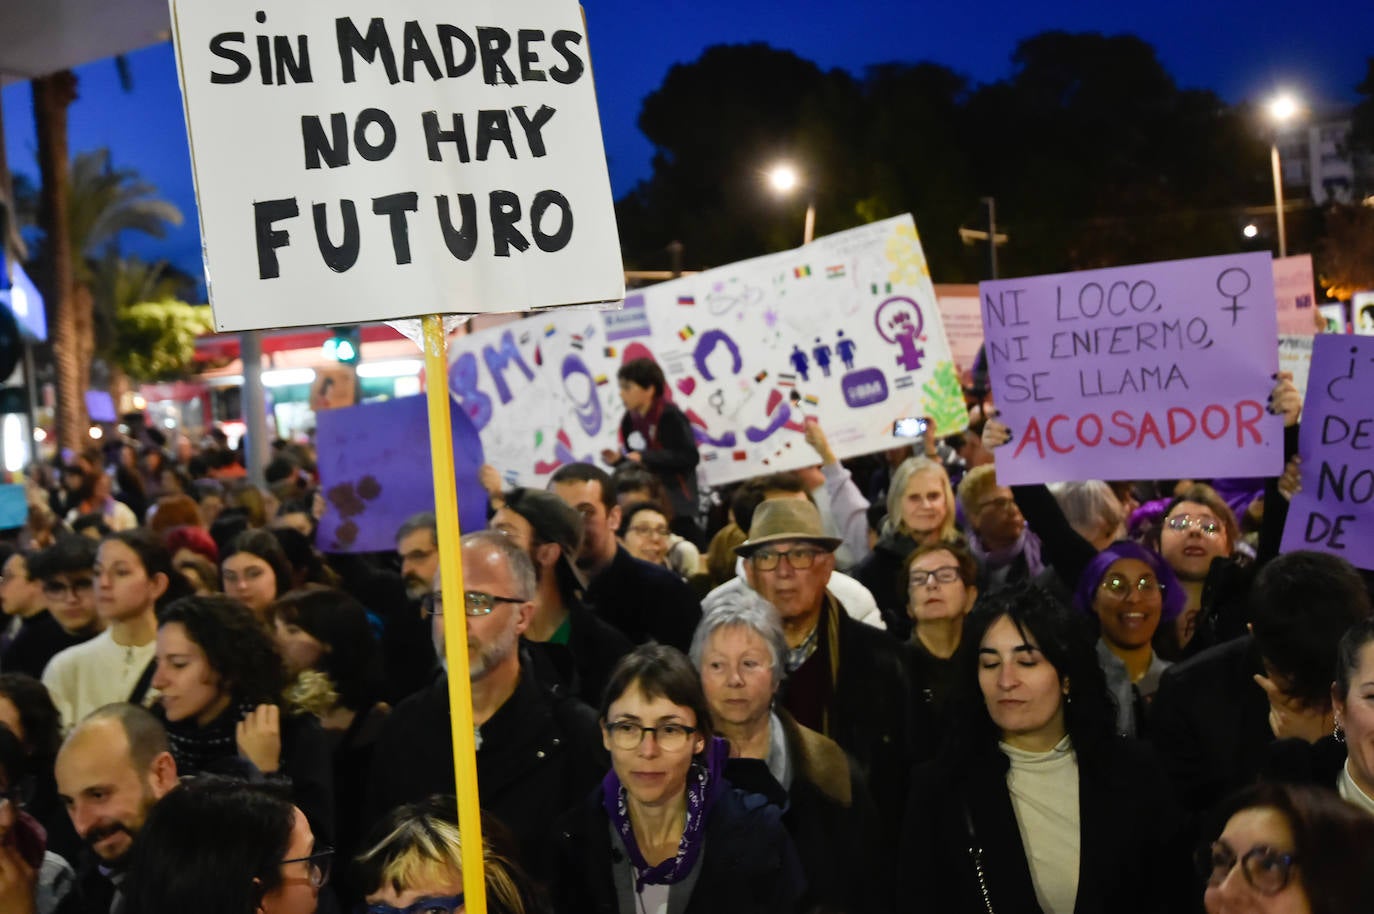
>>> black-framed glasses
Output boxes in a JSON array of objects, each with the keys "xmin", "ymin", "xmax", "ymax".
[
  {"xmin": 420, "ymin": 590, "xmax": 526, "ymax": 619},
  {"xmin": 627, "ymin": 523, "xmax": 670, "ymax": 538},
  {"xmin": 604, "ymin": 720, "xmax": 697, "ymax": 751},
  {"xmin": 1166, "ymin": 514, "xmax": 1224, "ymax": 537},
  {"xmin": 365, "ymin": 893, "xmax": 465, "ymax": 914},
  {"xmin": 281, "ymin": 846, "xmax": 333, "ymax": 889},
  {"xmin": 750, "ymin": 547, "xmax": 824, "ymax": 571},
  {"xmin": 1099, "ymin": 573, "xmax": 1164, "ymax": 601},
  {"xmin": 909, "ymin": 566, "xmax": 961, "ymax": 587},
  {"xmin": 41, "ymin": 577, "xmax": 95, "ymax": 600},
  {"xmin": 1196, "ymin": 841, "xmax": 1298, "ymax": 896}
]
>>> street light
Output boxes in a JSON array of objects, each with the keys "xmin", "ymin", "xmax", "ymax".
[
  {"xmin": 766, "ymin": 162, "xmax": 816, "ymax": 245},
  {"xmin": 1266, "ymin": 91, "xmax": 1301, "ymax": 258}
]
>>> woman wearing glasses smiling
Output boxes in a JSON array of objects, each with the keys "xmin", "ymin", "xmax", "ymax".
[
  {"xmin": 1073, "ymin": 541, "xmax": 1184, "ymax": 738},
  {"xmin": 1199, "ymin": 781, "xmax": 1374, "ymax": 914},
  {"xmin": 550, "ymin": 643, "xmax": 803, "ymax": 914}
]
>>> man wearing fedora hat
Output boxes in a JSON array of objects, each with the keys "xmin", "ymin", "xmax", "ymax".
[{"xmin": 737, "ymin": 498, "xmax": 914, "ymax": 843}]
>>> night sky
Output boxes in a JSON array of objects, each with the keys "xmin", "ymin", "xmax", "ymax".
[{"xmin": 3, "ymin": 0, "xmax": 1371, "ymax": 298}]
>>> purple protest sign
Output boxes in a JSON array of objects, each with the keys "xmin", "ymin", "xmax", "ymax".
[
  {"xmin": 979, "ymin": 252, "xmax": 1284, "ymax": 485},
  {"xmin": 1280, "ymin": 335, "xmax": 1374, "ymax": 569},
  {"xmin": 315, "ymin": 395, "xmax": 487, "ymax": 553}
]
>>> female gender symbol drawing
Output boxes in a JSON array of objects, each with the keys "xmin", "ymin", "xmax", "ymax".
[{"xmin": 874, "ymin": 295, "xmax": 927, "ymax": 372}]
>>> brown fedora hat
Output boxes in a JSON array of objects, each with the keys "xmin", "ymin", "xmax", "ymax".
[{"xmin": 735, "ymin": 499, "xmax": 843, "ymax": 556}]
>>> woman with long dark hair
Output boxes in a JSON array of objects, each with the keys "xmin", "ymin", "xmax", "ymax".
[{"xmin": 900, "ymin": 581, "xmax": 1190, "ymax": 913}]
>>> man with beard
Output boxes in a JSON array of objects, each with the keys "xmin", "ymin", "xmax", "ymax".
[
  {"xmin": 53, "ymin": 704, "xmax": 178, "ymax": 914},
  {"xmin": 364, "ymin": 531, "xmax": 605, "ymax": 860},
  {"xmin": 379, "ymin": 513, "xmax": 441, "ymax": 701}
]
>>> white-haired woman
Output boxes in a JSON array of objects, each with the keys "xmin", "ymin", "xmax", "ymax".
[{"xmin": 690, "ymin": 591, "xmax": 889, "ymax": 914}]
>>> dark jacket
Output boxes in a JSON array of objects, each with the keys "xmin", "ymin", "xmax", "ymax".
[
  {"xmin": 1149, "ymin": 635, "xmax": 1272, "ymax": 818},
  {"xmin": 724, "ymin": 710, "xmax": 890, "ymax": 914},
  {"xmin": 900, "ymin": 738, "xmax": 1190, "ymax": 914},
  {"xmin": 547, "ymin": 783, "xmax": 804, "ymax": 914},
  {"xmin": 583, "ymin": 545, "xmax": 701, "ymax": 652},
  {"xmin": 778, "ymin": 595, "xmax": 913, "ymax": 846},
  {"xmin": 524, "ymin": 595, "xmax": 634, "ymax": 705},
  {"xmin": 365, "ymin": 655, "xmax": 608, "ymax": 861},
  {"xmin": 903, "ymin": 637, "xmax": 961, "ymax": 764},
  {"xmin": 2, "ymin": 612, "xmax": 95, "ymax": 679},
  {"xmin": 618, "ymin": 399, "xmax": 700, "ymax": 530},
  {"xmin": 852, "ymin": 532, "xmax": 918, "ymax": 639}
]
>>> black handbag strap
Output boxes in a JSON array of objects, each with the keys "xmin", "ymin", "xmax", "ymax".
[{"xmin": 961, "ymin": 799, "xmax": 997, "ymax": 914}]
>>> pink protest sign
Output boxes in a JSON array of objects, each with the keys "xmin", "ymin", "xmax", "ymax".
[
  {"xmin": 1280, "ymin": 335, "xmax": 1374, "ymax": 569},
  {"xmin": 1274, "ymin": 255, "xmax": 1318, "ymax": 335},
  {"xmin": 979, "ymin": 251, "xmax": 1284, "ymax": 485}
]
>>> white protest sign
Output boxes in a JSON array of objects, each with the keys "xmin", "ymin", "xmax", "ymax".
[
  {"xmin": 171, "ymin": 0, "xmax": 624, "ymax": 331},
  {"xmin": 448, "ymin": 215, "xmax": 969, "ymax": 487}
]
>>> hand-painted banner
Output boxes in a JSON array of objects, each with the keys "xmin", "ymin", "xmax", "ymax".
[
  {"xmin": 315, "ymin": 395, "xmax": 487, "ymax": 552},
  {"xmin": 1280, "ymin": 335, "xmax": 1374, "ymax": 569},
  {"xmin": 448, "ymin": 215, "xmax": 968, "ymax": 487},
  {"xmin": 171, "ymin": 0, "xmax": 623, "ymax": 331},
  {"xmin": 979, "ymin": 251, "xmax": 1284, "ymax": 485}
]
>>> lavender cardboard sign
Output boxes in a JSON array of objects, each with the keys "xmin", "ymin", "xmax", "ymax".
[
  {"xmin": 979, "ymin": 252, "xmax": 1284, "ymax": 485},
  {"xmin": 1280, "ymin": 335, "xmax": 1374, "ymax": 568},
  {"xmin": 316, "ymin": 395, "xmax": 487, "ymax": 553}
]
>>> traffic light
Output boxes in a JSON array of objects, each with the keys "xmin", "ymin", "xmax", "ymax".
[{"xmin": 324, "ymin": 325, "xmax": 361, "ymax": 364}]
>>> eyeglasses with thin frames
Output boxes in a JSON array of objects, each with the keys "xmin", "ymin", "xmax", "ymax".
[
  {"xmin": 627, "ymin": 524, "xmax": 670, "ymax": 538},
  {"xmin": 1196, "ymin": 841, "xmax": 1297, "ymax": 896},
  {"xmin": 603, "ymin": 720, "xmax": 698, "ymax": 751},
  {"xmin": 1165, "ymin": 514, "xmax": 1224, "ymax": 537},
  {"xmin": 41, "ymin": 578, "xmax": 95, "ymax": 600},
  {"xmin": 420, "ymin": 590, "xmax": 526, "ymax": 619},
  {"xmin": 1099, "ymin": 573, "xmax": 1164, "ymax": 601},
  {"xmin": 280, "ymin": 846, "xmax": 333, "ymax": 889},
  {"xmin": 750, "ymin": 547, "xmax": 824, "ymax": 572}
]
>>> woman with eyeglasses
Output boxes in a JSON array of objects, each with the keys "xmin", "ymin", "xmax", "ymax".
[
  {"xmin": 0, "ymin": 725, "xmax": 72, "ymax": 914},
  {"xmin": 1072, "ymin": 541, "xmax": 1184, "ymax": 738},
  {"xmin": 150, "ymin": 595, "xmax": 335, "ymax": 854},
  {"xmin": 689, "ymin": 593, "xmax": 888, "ymax": 914},
  {"xmin": 903, "ymin": 542, "xmax": 980, "ymax": 761},
  {"xmin": 124, "ymin": 775, "xmax": 329, "ymax": 914},
  {"xmin": 1199, "ymin": 781, "xmax": 1374, "ymax": 914},
  {"xmin": 220, "ymin": 529, "xmax": 293, "ymax": 621},
  {"xmin": 357, "ymin": 798, "xmax": 549, "ymax": 914},
  {"xmin": 549, "ymin": 643, "xmax": 803, "ymax": 914},
  {"xmin": 618, "ymin": 501, "xmax": 677, "ymax": 572},
  {"xmin": 900, "ymin": 582, "xmax": 1191, "ymax": 914}
]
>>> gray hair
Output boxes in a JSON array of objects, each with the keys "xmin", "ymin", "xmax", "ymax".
[
  {"xmin": 689, "ymin": 589, "xmax": 789, "ymax": 689},
  {"xmin": 1048, "ymin": 481, "xmax": 1124, "ymax": 543},
  {"xmin": 460, "ymin": 530, "xmax": 536, "ymax": 601},
  {"xmin": 395, "ymin": 512, "xmax": 437, "ymax": 544}
]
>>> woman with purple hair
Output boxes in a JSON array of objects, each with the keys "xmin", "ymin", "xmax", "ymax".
[{"xmin": 1073, "ymin": 541, "xmax": 1184, "ymax": 738}]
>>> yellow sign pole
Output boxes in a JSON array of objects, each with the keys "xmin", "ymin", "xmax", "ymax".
[{"xmin": 421, "ymin": 313, "xmax": 487, "ymax": 914}]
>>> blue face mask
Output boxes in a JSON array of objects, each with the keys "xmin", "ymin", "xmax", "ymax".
[{"xmin": 365, "ymin": 894, "xmax": 464, "ymax": 914}]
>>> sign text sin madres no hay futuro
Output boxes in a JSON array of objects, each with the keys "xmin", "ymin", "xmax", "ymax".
[
  {"xmin": 979, "ymin": 252, "xmax": 1284, "ymax": 485},
  {"xmin": 172, "ymin": 1, "xmax": 624, "ymax": 331}
]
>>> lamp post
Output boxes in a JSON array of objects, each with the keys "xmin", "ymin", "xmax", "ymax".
[
  {"xmin": 767, "ymin": 163, "xmax": 816, "ymax": 245},
  {"xmin": 1267, "ymin": 92, "xmax": 1300, "ymax": 258}
]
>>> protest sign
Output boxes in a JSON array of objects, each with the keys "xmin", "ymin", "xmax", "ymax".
[
  {"xmin": 934, "ymin": 285, "xmax": 984, "ymax": 383},
  {"xmin": 448, "ymin": 215, "xmax": 968, "ymax": 487},
  {"xmin": 315, "ymin": 395, "xmax": 487, "ymax": 552},
  {"xmin": 1280, "ymin": 335, "xmax": 1374, "ymax": 569},
  {"xmin": 1356, "ymin": 292, "xmax": 1374, "ymax": 335},
  {"xmin": 979, "ymin": 251, "xmax": 1284, "ymax": 485},
  {"xmin": 1274, "ymin": 255, "xmax": 1317, "ymax": 335},
  {"xmin": 1319, "ymin": 303, "xmax": 1347, "ymax": 334},
  {"xmin": 171, "ymin": 0, "xmax": 624, "ymax": 330},
  {"xmin": 1278, "ymin": 335, "xmax": 1314, "ymax": 400}
]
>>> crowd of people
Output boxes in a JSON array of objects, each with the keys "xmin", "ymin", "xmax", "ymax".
[{"xmin": 0, "ymin": 356, "xmax": 1370, "ymax": 913}]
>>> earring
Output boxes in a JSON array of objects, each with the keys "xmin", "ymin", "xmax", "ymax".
[{"xmin": 1335, "ymin": 718, "xmax": 1346, "ymax": 744}]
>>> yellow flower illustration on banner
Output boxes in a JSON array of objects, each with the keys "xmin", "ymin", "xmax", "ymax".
[{"xmin": 885, "ymin": 222, "xmax": 931, "ymax": 287}]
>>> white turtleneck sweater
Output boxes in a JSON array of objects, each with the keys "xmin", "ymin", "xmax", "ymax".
[{"xmin": 1001, "ymin": 736, "xmax": 1080, "ymax": 914}]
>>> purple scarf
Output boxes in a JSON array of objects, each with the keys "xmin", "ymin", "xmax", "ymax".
[
  {"xmin": 968, "ymin": 527, "xmax": 1045, "ymax": 578},
  {"xmin": 601, "ymin": 736, "xmax": 729, "ymax": 891}
]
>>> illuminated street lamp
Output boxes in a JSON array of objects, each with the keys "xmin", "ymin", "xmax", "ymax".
[
  {"xmin": 1266, "ymin": 91, "xmax": 1302, "ymax": 258},
  {"xmin": 766, "ymin": 162, "xmax": 816, "ymax": 245}
]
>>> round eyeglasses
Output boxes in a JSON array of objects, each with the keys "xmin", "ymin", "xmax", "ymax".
[
  {"xmin": 1196, "ymin": 841, "xmax": 1297, "ymax": 896},
  {"xmin": 603, "ymin": 720, "xmax": 698, "ymax": 751},
  {"xmin": 1165, "ymin": 514, "xmax": 1224, "ymax": 537},
  {"xmin": 1099, "ymin": 573, "xmax": 1164, "ymax": 601}
]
